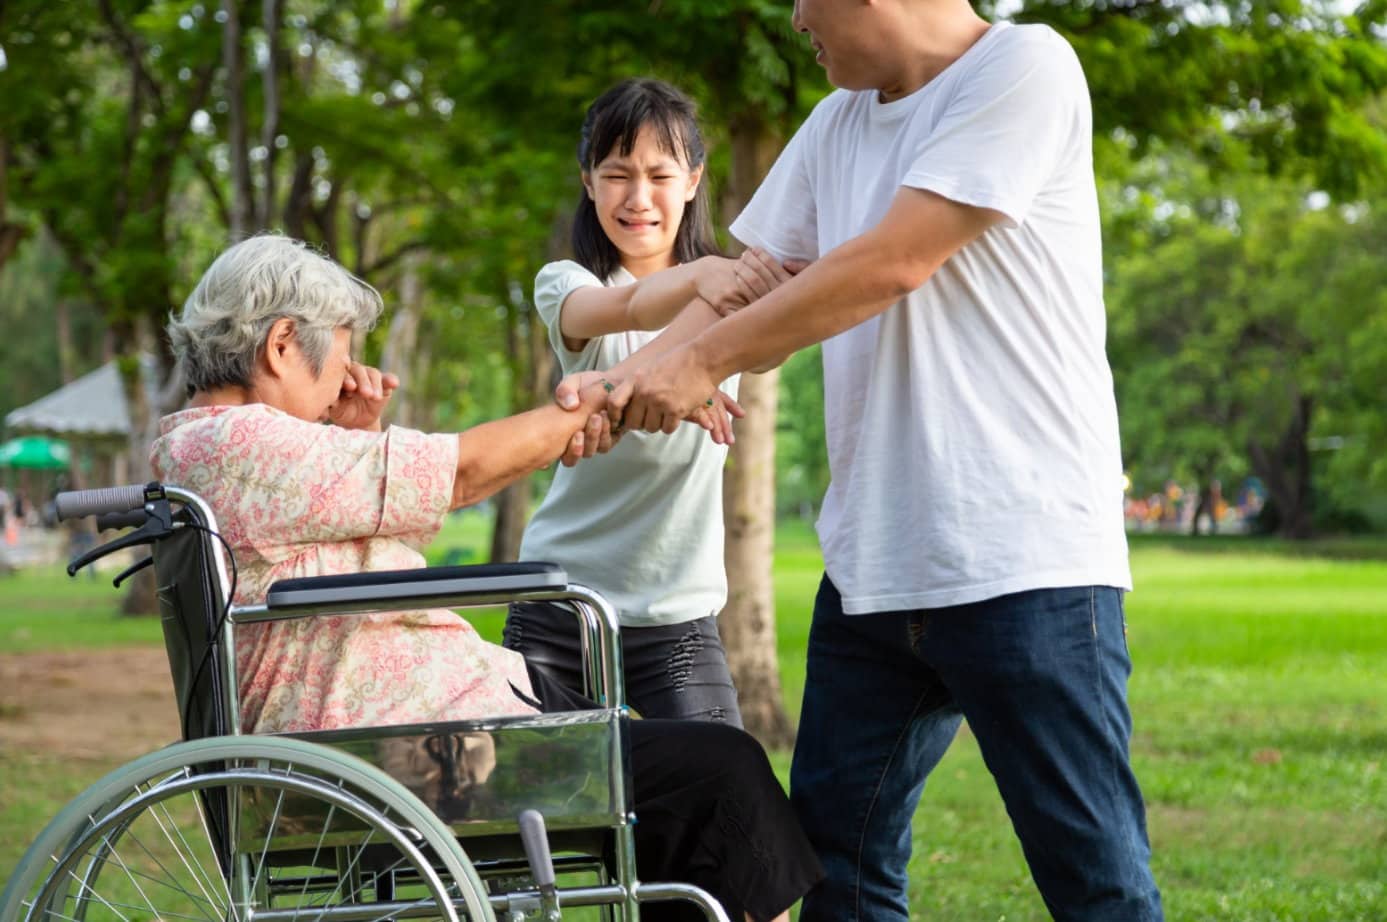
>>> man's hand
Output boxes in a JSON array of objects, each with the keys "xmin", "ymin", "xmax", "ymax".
[
  {"xmin": 690, "ymin": 256, "xmax": 752, "ymax": 317},
  {"xmin": 700, "ymin": 249, "xmax": 803, "ymax": 318},
  {"xmin": 608, "ymin": 343, "xmax": 719, "ymax": 435},
  {"xmin": 329, "ymin": 363, "xmax": 399, "ymax": 431}
]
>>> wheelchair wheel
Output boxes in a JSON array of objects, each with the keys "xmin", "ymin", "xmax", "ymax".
[{"xmin": 0, "ymin": 735, "xmax": 495, "ymax": 922}]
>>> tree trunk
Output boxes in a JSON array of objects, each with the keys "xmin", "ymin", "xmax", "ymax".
[
  {"xmin": 258, "ymin": 0, "xmax": 284, "ymax": 229},
  {"xmin": 0, "ymin": 137, "xmax": 29, "ymax": 273},
  {"xmin": 717, "ymin": 115, "xmax": 794, "ymax": 749},
  {"xmin": 489, "ymin": 283, "xmax": 556, "ymax": 563},
  {"xmin": 1247, "ymin": 395, "xmax": 1314, "ymax": 539},
  {"xmin": 222, "ymin": 0, "xmax": 252, "ymax": 238},
  {"xmin": 1190, "ymin": 485, "xmax": 1210, "ymax": 536},
  {"xmin": 379, "ymin": 252, "xmax": 424, "ymax": 429},
  {"xmin": 119, "ymin": 342, "xmax": 165, "ymax": 616},
  {"xmin": 55, "ymin": 298, "xmax": 76, "ymax": 384},
  {"xmin": 488, "ymin": 486, "xmax": 528, "ymax": 564},
  {"xmin": 721, "ymin": 370, "xmax": 793, "ymax": 747}
]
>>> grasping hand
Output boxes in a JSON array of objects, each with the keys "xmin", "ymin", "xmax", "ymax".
[
  {"xmin": 683, "ymin": 389, "xmax": 746, "ymax": 445},
  {"xmin": 607, "ymin": 344, "xmax": 719, "ymax": 436},
  {"xmin": 691, "ymin": 256, "xmax": 752, "ymax": 317},
  {"xmin": 329, "ymin": 363, "xmax": 399, "ymax": 431},
  {"xmin": 707, "ymin": 248, "xmax": 803, "ymax": 317},
  {"xmin": 555, "ymin": 371, "xmax": 620, "ymax": 466}
]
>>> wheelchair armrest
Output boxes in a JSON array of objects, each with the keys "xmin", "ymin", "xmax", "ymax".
[{"xmin": 266, "ymin": 562, "xmax": 568, "ymax": 611}]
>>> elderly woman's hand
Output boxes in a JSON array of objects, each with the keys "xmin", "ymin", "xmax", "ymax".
[
  {"xmin": 329, "ymin": 363, "xmax": 399, "ymax": 431},
  {"xmin": 556, "ymin": 372, "xmax": 620, "ymax": 466}
]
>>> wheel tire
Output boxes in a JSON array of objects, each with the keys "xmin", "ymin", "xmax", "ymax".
[{"xmin": 0, "ymin": 735, "xmax": 494, "ymax": 922}]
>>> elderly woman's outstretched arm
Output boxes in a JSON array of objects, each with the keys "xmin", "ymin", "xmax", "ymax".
[
  {"xmin": 450, "ymin": 388, "xmax": 609, "ymax": 510},
  {"xmin": 327, "ymin": 356, "xmax": 613, "ymax": 512}
]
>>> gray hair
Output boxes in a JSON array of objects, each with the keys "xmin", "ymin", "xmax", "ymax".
[{"xmin": 169, "ymin": 235, "xmax": 384, "ymax": 395}]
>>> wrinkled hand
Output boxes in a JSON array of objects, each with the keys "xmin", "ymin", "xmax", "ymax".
[
  {"xmin": 329, "ymin": 363, "xmax": 399, "ymax": 431},
  {"xmin": 608, "ymin": 344, "xmax": 719, "ymax": 436},
  {"xmin": 555, "ymin": 371, "xmax": 620, "ymax": 466}
]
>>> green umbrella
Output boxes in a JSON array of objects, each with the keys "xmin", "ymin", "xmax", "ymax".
[{"xmin": 0, "ymin": 436, "xmax": 71, "ymax": 469}]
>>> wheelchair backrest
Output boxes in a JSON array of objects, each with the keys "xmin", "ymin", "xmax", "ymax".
[{"xmin": 152, "ymin": 522, "xmax": 233, "ymax": 742}]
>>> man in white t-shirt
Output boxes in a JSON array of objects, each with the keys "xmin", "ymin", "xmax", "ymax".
[{"xmin": 608, "ymin": 1, "xmax": 1163, "ymax": 919}]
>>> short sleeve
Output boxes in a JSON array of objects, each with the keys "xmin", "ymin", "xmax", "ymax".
[
  {"xmin": 728, "ymin": 109, "xmax": 823, "ymax": 263},
  {"xmin": 533, "ymin": 260, "xmax": 605, "ymax": 373},
  {"xmin": 903, "ymin": 27, "xmax": 1088, "ymax": 228},
  {"xmin": 151, "ymin": 407, "xmax": 457, "ymax": 555}
]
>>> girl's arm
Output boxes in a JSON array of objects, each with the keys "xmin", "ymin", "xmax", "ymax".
[
  {"xmin": 557, "ymin": 255, "xmax": 738, "ymax": 348},
  {"xmin": 554, "ymin": 251, "xmax": 804, "ymax": 441},
  {"xmin": 606, "ymin": 249, "xmax": 802, "ymax": 376},
  {"xmin": 557, "ymin": 247, "xmax": 791, "ymax": 348}
]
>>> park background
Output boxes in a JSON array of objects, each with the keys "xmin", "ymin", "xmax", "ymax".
[{"xmin": 1, "ymin": 1, "xmax": 1385, "ymax": 919}]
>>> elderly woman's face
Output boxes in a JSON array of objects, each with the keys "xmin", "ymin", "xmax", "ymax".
[{"xmin": 282, "ymin": 327, "xmax": 353, "ymax": 423}]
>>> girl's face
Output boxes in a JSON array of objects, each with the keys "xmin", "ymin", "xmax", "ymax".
[{"xmin": 583, "ymin": 124, "xmax": 703, "ymax": 278}]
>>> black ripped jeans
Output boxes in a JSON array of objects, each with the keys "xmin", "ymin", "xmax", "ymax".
[{"xmin": 505, "ymin": 602, "xmax": 744, "ymax": 727}]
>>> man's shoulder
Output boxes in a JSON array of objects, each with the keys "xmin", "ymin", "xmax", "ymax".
[{"xmin": 977, "ymin": 21, "xmax": 1082, "ymax": 74}]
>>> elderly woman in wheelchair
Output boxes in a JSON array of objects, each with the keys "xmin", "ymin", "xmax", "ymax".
[{"xmin": 58, "ymin": 234, "xmax": 817, "ymax": 922}]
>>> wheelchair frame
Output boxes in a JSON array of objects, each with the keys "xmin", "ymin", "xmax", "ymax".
[{"xmin": 0, "ymin": 483, "xmax": 732, "ymax": 922}]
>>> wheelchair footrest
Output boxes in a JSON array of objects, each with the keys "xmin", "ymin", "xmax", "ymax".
[{"xmin": 278, "ymin": 709, "xmax": 631, "ymax": 845}]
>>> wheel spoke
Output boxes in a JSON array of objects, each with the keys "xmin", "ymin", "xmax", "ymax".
[
  {"xmin": 117, "ymin": 809, "xmax": 224, "ymax": 915},
  {"xmin": 248, "ymin": 782, "xmax": 291, "ymax": 906},
  {"xmin": 293, "ymin": 797, "xmax": 340, "ymax": 910},
  {"xmin": 149, "ymin": 792, "xmax": 234, "ymax": 917}
]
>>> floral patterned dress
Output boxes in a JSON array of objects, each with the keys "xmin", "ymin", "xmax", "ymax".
[{"xmin": 150, "ymin": 404, "xmax": 539, "ymax": 734}]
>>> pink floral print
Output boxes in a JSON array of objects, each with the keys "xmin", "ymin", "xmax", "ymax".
[{"xmin": 150, "ymin": 404, "xmax": 539, "ymax": 734}]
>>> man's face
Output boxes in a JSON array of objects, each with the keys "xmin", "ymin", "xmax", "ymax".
[{"xmin": 792, "ymin": 0, "xmax": 883, "ymax": 90}]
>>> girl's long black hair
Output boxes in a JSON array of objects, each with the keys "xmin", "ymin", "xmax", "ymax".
[{"xmin": 572, "ymin": 78, "xmax": 720, "ymax": 280}]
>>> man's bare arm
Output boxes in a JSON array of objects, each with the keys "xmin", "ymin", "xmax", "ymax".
[{"xmin": 611, "ymin": 188, "xmax": 1004, "ymax": 429}]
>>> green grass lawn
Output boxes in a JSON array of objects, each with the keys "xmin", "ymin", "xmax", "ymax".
[{"xmin": 2, "ymin": 520, "xmax": 1384, "ymax": 919}]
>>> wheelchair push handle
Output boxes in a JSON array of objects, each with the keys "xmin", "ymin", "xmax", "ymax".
[
  {"xmin": 58, "ymin": 483, "xmax": 180, "ymax": 580},
  {"xmin": 56, "ymin": 484, "xmax": 148, "ymax": 521}
]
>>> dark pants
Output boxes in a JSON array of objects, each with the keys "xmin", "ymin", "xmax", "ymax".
[
  {"xmin": 792, "ymin": 576, "xmax": 1162, "ymax": 922},
  {"xmin": 506, "ymin": 602, "xmax": 743, "ymax": 727},
  {"xmin": 522, "ymin": 664, "xmax": 822, "ymax": 922}
]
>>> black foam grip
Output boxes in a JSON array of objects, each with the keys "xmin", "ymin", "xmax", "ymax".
[{"xmin": 96, "ymin": 510, "xmax": 150, "ymax": 531}]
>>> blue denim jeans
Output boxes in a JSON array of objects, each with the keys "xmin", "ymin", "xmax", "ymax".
[{"xmin": 792, "ymin": 576, "xmax": 1162, "ymax": 922}]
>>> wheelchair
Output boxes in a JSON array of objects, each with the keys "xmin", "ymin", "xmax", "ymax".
[{"xmin": 0, "ymin": 482, "xmax": 732, "ymax": 922}]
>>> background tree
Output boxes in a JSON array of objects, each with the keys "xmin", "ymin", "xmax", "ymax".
[
  {"xmin": 1106, "ymin": 152, "xmax": 1387, "ymax": 537},
  {"xmin": 3, "ymin": 0, "xmax": 1386, "ymax": 717}
]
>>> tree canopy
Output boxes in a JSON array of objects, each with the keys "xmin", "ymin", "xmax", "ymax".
[{"xmin": 2, "ymin": 0, "xmax": 1385, "ymax": 540}]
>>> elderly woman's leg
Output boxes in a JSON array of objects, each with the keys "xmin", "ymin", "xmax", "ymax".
[
  {"xmin": 520, "ymin": 665, "xmax": 822, "ymax": 921},
  {"xmin": 628, "ymin": 719, "xmax": 822, "ymax": 922}
]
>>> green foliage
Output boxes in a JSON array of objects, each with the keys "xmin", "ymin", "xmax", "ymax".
[
  {"xmin": 1105, "ymin": 151, "xmax": 1387, "ymax": 534},
  {"xmin": 3, "ymin": 529, "xmax": 1385, "ymax": 918},
  {"xmin": 0, "ymin": 233, "xmax": 106, "ymax": 423},
  {"xmin": 775, "ymin": 346, "xmax": 828, "ymax": 519},
  {"xmin": 1016, "ymin": 0, "xmax": 1387, "ymax": 199},
  {"xmin": 1, "ymin": 0, "xmax": 1385, "ymax": 530}
]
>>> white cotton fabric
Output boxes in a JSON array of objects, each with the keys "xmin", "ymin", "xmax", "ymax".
[
  {"xmin": 730, "ymin": 21, "xmax": 1131, "ymax": 613},
  {"xmin": 519, "ymin": 260, "xmax": 740, "ymax": 627}
]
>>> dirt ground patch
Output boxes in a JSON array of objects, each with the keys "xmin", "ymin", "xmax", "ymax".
[{"xmin": 0, "ymin": 646, "xmax": 180, "ymax": 761}]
